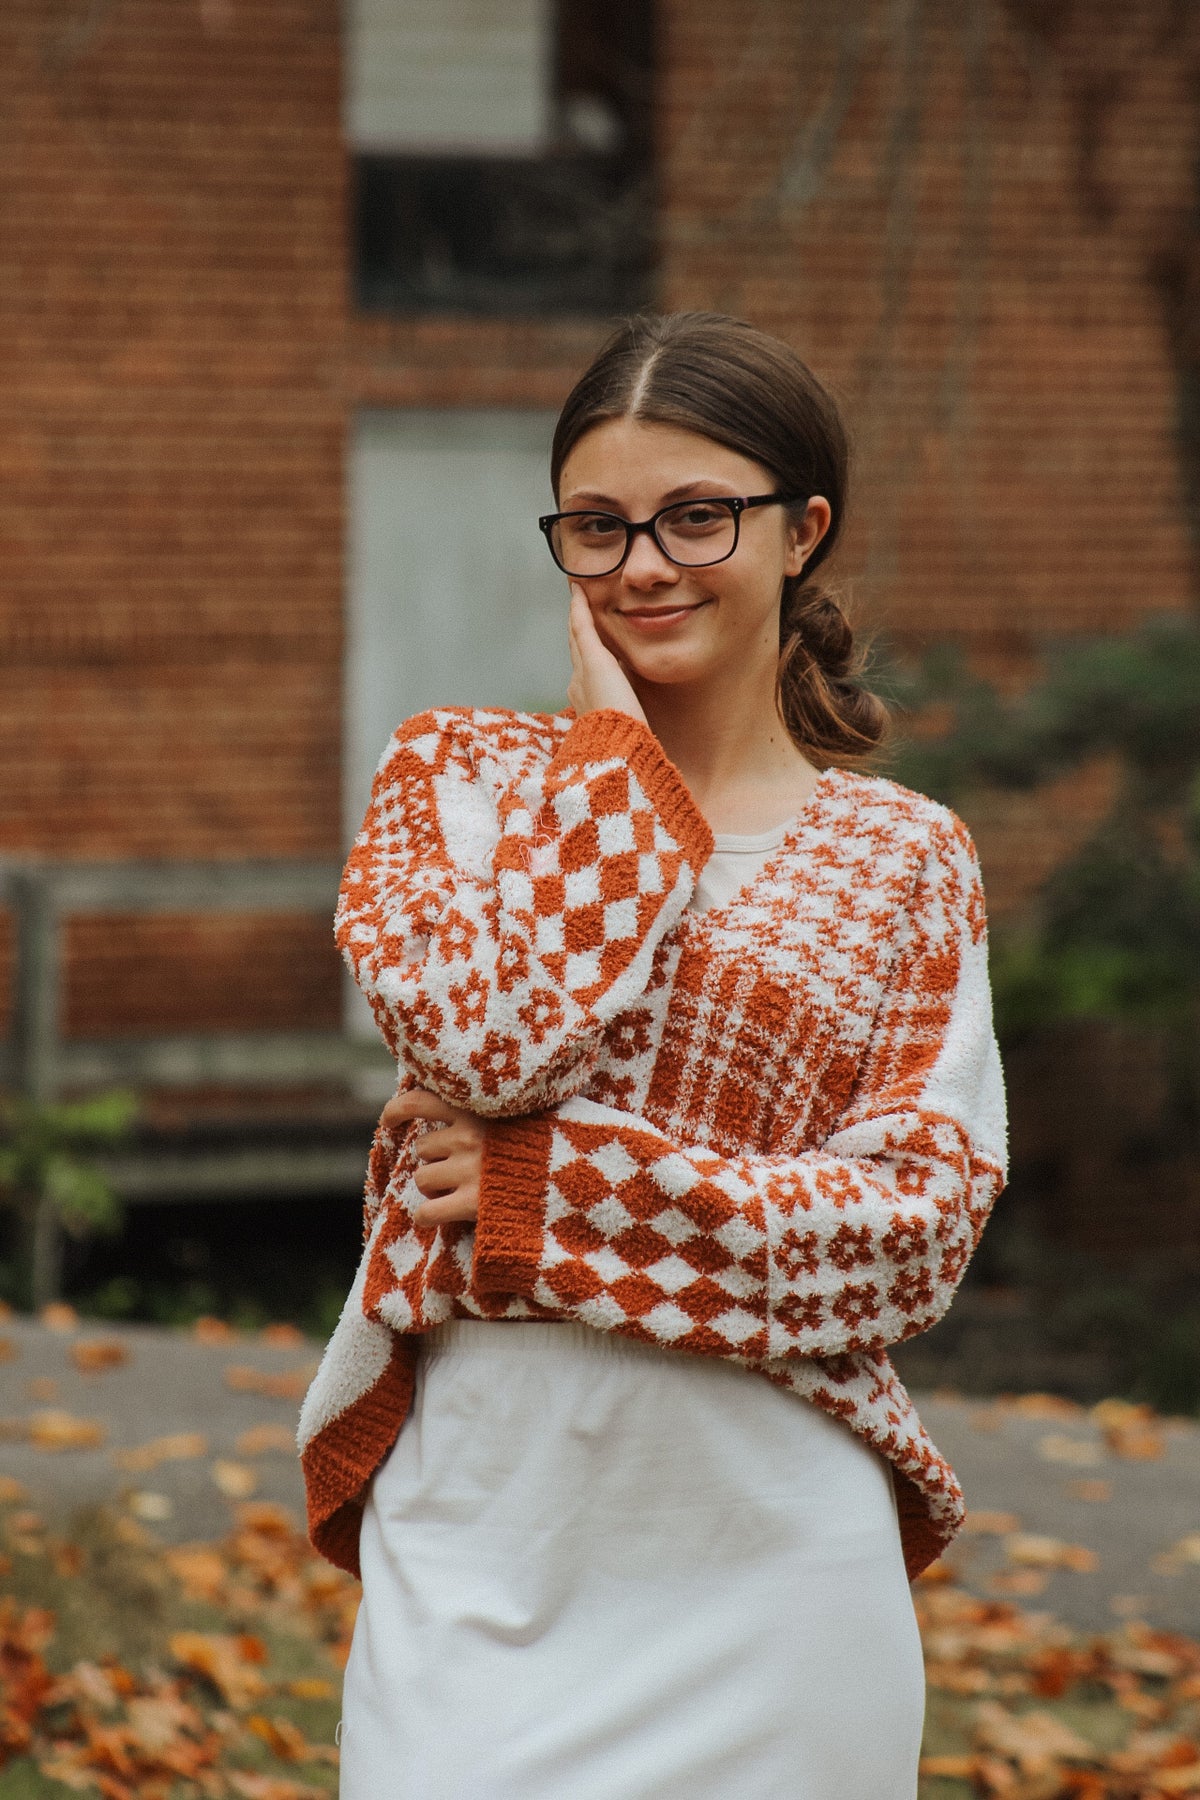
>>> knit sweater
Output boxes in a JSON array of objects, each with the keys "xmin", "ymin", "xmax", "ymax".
[{"xmin": 298, "ymin": 705, "xmax": 1008, "ymax": 1582}]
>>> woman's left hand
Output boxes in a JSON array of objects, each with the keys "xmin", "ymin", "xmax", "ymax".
[{"xmin": 380, "ymin": 1087, "xmax": 486, "ymax": 1226}]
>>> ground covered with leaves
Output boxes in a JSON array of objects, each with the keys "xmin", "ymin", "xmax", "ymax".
[
  {"xmin": 0, "ymin": 1492, "xmax": 350, "ymax": 1798},
  {"xmin": 0, "ymin": 1493, "xmax": 1197, "ymax": 1798}
]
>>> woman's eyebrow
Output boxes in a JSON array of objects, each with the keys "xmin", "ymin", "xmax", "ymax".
[{"xmin": 560, "ymin": 478, "xmax": 741, "ymax": 510}]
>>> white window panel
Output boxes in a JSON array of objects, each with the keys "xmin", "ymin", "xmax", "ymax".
[
  {"xmin": 346, "ymin": 0, "xmax": 552, "ymax": 153},
  {"xmin": 344, "ymin": 408, "xmax": 571, "ymax": 1042}
]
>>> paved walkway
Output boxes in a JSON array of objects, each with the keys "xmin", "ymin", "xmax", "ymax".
[{"xmin": 1, "ymin": 1316, "xmax": 1197, "ymax": 1637}]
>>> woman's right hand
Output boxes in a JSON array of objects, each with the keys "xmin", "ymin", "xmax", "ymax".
[{"xmin": 567, "ymin": 585, "xmax": 648, "ymax": 725}]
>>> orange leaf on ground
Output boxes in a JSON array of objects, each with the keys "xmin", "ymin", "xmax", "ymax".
[
  {"xmin": 70, "ymin": 1339, "xmax": 130, "ymax": 1375},
  {"xmin": 1000, "ymin": 1392, "xmax": 1084, "ymax": 1420},
  {"xmin": 1005, "ymin": 1534, "xmax": 1099, "ymax": 1572},
  {"xmin": 213, "ymin": 1461, "xmax": 258, "ymax": 1499},
  {"xmin": 38, "ymin": 1302, "xmax": 79, "ymax": 1333},
  {"xmin": 1065, "ymin": 1479, "xmax": 1112, "ymax": 1502},
  {"xmin": 0, "ymin": 1477, "xmax": 27, "ymax": 1503},
  {"xmin": 259, "ymin": 1324, "xmax": 306, "ymax": 1349},
  {"xmin": 223, "ymin": 1365, "xmax": 313, "ymax": 1401},
  {"xmin": 285, "ymin": 1678, "xmax": 335, "ymax": 1702},
  {"xmin": 0, "ymin": 1338, "xmax": 16, "ymax": 1363},
  {"xmin": 163, "ymin": 1546, "xmax": 229, "ymax": 1602},
  {"xmin": 113, "ymin": 1432, "xmax": 208, "ymax": 1471},
  {"xmin": 192, "ymin": 1315, "xmax": 237, "ymax": 1345},
  {"xmin": 245, "ymin": 1712, "xmax": 336, "ymax": 1763},
  {"xmin": 1039, "ymin": 1433, "xmax": 1104, "ymax": 1466},
  {"xmin": 28, "ymin": 1410, "xmax": 106, "ymax": 1452},
  {"xmin": 990, "ymin": 1568, "xmax": 1051, "ymax": 1597},
  {"xmin": 227, "ymin": 1773, "xmax": 329, "ymax": 1800},
  {"xmin": 235, "ymin": 1424, "xmax": 295, "ymax": 1458},
  {"xmin": 974, "ymin": 1699, "xmax": 1099, "ymax": 1773},
  {"xmin": 963, "ymin": 1510, "xmax": 1023, "ymax": 1536},
  {"xmin": 919, "ymin": 1753, "xmax": 979, "ymax": 1779},
  {"xmin": 169, "ymin": 1631, "xmax": 268, "ymax": 1709}
]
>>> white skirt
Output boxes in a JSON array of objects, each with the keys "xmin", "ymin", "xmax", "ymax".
[{"xmin": 340, "ymin": 1320, "xmax": 925, "ymax": 1800}]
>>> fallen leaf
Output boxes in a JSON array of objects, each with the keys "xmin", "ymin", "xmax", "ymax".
[
  {"xmin": 1065, "ymin": 1479, "xmax": 1112, "ymax": 1502},
  {"xmin": 193, "ymin": 1315, "xmax": 237, "ymax": 1345},
  {"xmin": 223, "ymin": 1364, "xmax": 313, "ymax": 1401},
  {"xmin": 113, "ymin": 1431, "xmax": 208, "ymax": 1471},
  {"xmin": 1091, "ymin": 1397, "xmax": 1166, "ymax": 1460},
  {"xmin": 127, "ymin": 1491, "xmax": 173, "ymax": 1523},
  {"xmin": 39, "ymin": 1302, "xmax": 79, "ymax": 1333},
  {"xmin": 235, "ymin": 1424, "xmax": 295, "ymax": 1458},
  {"xmin": 259, "ymin": 1323, "xmax": 306, "ymax": 1349},
  {"xmin": 1038, "ymin": 1432, "xmax": 1104, "ymax": 1466},
  {"xmin": 1005, "ymin": 1533, "xmax": 1099, "ymax": 1572},
  {"xmin": 0, "ymin": 1338, "xmax": 16, "ymax": 1363},
  {"xmin": 285, "ymin": 1677, "xmax": 334, "ymax": 1701},
  {"xmin": 1001, "ymin": 1392, "xmax": 1084, "ymax": 1420},
  {"xmin": 973, "ymin": 1698, "xmax": 1099, "ymax": 1772},
  {"xmin": 0, "ymin": 1476, "xmax": 28, "ymax": 1503},
  {"xmin": 28, "ymin": 1409, "xmax": 106, "ymax": 1451},
  {"xmin": 163, "ymin": 1545, "xmax": 229, "ymax": 1602},
  {"xmin": 213, "ymin": 1460, "xmax": 258, "ymax": 1499},
  {"xmin": 169, "ymin": 1631, "xmax": 268, "ymax": 1709},
  {"xmin": 990, "ymin": 1567, "xmax": 1051, "ymax": 1596},
  {"xmin": 964, "ymin": 1510, "xmax": 1023, "ymax": 1536},
  {"xmin": 226, "ymin": 1773, "xmax": 329, "ymax": 1800},
  {"xmin": 919, "ymin": 1753, "xmax": 979, "ymax": 1779},
  {"xmin": 70, "ymin": 1338, "xmax": 129, "ymax": 1374},
  {"xmin": 246, "ymin": 1712, "xmax": 314, "ymax": 1761}
]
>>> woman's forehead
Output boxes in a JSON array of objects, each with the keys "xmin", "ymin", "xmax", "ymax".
[{"xmin": 558, "ymin": 416, "xmax": 773, "ymax": 504}]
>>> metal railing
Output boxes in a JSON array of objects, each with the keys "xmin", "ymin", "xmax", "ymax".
[{"xmin": 1, "ymin": 859, "xmax": 395, "ymax": 1209}]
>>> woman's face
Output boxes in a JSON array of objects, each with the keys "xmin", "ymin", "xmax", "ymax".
[{"xmin": 555, "ymin": 416, "xmax": 830, "ymax": 694}]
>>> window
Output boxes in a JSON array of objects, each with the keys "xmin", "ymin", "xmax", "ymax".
[
  {"xmin": 346, "ymin": 0, "xmax": 654, "ymax": 314},
  {"xmin": 343, "ymin": 408, "xmax": 572, "ymax": 1043}
]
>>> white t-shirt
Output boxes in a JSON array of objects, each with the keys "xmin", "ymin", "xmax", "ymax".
[{"xmin": 687, "ymin": 818, "xmax": 795, "ymax": 915}]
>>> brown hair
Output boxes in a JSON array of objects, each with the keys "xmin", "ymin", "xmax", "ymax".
[{"xmin": 551, "ymin": 311, "xmax": 887, "ymax": 763}]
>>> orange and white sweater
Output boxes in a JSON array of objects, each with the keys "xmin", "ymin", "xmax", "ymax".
[{"xmin": 299, "ymin": 706, "xmax": 1007, "ymax": 1582}]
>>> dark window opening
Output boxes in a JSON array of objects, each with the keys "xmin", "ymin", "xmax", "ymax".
[{"xmin": 353, "ymin": 0, "xmax": 654, "ymax": 316}]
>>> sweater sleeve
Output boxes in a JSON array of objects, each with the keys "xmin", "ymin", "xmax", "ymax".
[
  {"xmin": 469, "ymin": 816, "xmax": 1008, "ymax": 1360},
  {"xmin": 335, "ymin": 706, "xmax": 714, "ymax": 1117}
]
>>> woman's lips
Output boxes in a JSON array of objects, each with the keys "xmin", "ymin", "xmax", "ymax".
[{"xmin": 616, "ymin": 600, "xmax": 710, "ymax": 630}]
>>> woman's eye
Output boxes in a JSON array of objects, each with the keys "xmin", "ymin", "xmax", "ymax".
[
  {"xmin": 668, "ymin": 503, "xmax": 731, "ymax": 532},
  {"xmin": 575, "ymin": 515, "xmax": 623, "ymax": 540}
]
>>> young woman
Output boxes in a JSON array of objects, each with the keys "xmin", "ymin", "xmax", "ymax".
[{"xmin": 299, "ymin": 312, "xmax": 1007, "ymax": 1799}]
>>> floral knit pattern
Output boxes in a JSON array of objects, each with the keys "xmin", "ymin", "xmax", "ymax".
[{"xmin": 299, "ymin": 706, "xmax": 1008, "ymax": 1582}]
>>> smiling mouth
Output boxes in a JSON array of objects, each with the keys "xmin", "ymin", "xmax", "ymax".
[{"xmin": 618, "ymin": 599, "xmax": 710, "ymax": 622}]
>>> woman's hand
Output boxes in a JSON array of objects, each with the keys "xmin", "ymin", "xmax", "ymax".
[
  {"xmin": 380, "ymin": 1088, "xmax": 486, "ymax": 1226},
  {"xmin": 567, "ymin": 584, "xmax": 648, "ymax": 725}
]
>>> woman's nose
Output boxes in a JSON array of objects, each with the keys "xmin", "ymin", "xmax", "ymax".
[{"xmin": 621, "ymin": 529, "xmax": 679, "ymax": 587}]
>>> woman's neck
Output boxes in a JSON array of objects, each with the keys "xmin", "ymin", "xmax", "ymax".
[{"xmin": 634, "ymin": 674, "xmax": 820, "ymax": 836}]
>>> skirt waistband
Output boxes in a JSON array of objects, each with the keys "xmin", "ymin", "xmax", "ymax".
[{"xmin": 419, "ymin": 1318, "xmax": 699, "ymax": 1370}]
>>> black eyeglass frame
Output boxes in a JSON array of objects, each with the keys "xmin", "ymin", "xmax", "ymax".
[{"xmin": 538, "ymin": 491, "xmax": 802, "ymax": 578}]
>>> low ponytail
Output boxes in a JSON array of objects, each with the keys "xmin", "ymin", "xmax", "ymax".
[
  {"xmin": 552, "ymin": 311, "xmax": 889, "ymax": 765},
  {"xmin": 776, "ymin": 577, "xmax": 888, "ymax": 764}
]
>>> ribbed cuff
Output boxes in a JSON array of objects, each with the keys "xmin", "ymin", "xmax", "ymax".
[
  {"xmin": 555, "ymin": 709, "xmax": 714, "ymax": 880},
  {"xmin": 471, "ymin": 1115, "xmax": 556, "ymax": 1296}
]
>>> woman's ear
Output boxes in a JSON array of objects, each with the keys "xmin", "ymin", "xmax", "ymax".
[{"xmin": 784, "ymin": 496, "xmax": 832, "ymax": 578}]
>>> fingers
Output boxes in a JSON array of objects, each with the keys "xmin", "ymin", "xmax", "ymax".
[
  {"xmin": 411, "ymin": 1187, "xmax": 480, "ymax": 1227},
  {"xmin": 413, "ymin": 1151, "xmax": 477, "ymax": 1198},
  {"xmin": 381, "ymin": 1087, "xmax": 459, "ymax": 1132}
]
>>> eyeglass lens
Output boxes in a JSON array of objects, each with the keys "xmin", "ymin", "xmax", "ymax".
[{"xmin": 550, "ymin": 499, "xmax": 739, "ymax": 577}]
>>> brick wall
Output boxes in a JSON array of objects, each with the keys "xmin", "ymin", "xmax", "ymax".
[{"xmin": 1, "ymin": 0, "xmax": 1197, "ymax": 1050}]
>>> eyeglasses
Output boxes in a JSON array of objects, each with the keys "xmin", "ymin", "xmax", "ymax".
[{"xmin": 538, "ymin": 492, "xmax": 800, "ymax": 579}]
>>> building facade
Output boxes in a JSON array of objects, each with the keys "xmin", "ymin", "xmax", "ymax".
[{"xmin": 1, "ymin": 0, "xmax": 1196, "ymax": 1056}]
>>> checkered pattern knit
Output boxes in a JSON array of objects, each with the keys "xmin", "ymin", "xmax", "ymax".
[{"xmin": 299, "ymin": 705, "xmax": 1008, "ymax": 1581}]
